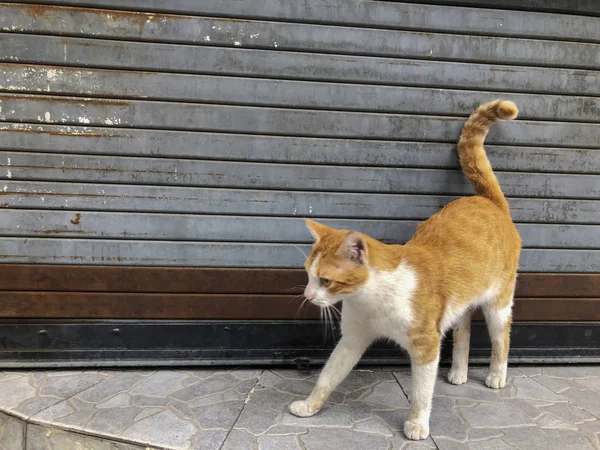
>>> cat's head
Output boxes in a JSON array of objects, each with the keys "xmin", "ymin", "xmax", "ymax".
[{"xmin": 302, "ymin": 219, "xmax": 370, "ymax": 308}]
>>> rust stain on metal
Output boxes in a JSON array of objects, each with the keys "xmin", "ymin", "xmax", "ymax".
[
  {"xmin": 15, "ymin": 3, "xmax": 57, "ymax": 21},
  {"xmin": 1, "ymin": 128, "xmax": 114, "ymax": 138},
  {"xmin": 0, "ymin": 203, "xmax": 8, "ymax": 208},
  {"xmin": 70, "ymin": 213, "xmax": 81, "ymax": 225}
]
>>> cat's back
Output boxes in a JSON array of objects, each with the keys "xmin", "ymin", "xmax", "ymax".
[{"xmin": 408, "ymin": 195, "xmax": 521, "ymax": 256}]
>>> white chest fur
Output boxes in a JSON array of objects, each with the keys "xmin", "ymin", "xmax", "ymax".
[{"xmin": 341, "ymin": 262, "xmax": 418, "ymax": 349}]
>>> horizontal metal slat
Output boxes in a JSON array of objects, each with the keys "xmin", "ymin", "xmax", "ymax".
[
  {"xmin": 2, "ymin": 152, "xmax": 599, "ymax": 199},
  {"xmin": 2, "ymin": 3, "xmax": 600, "ymax": 69},
  {"xmin": 2, "ymin": 64, "xmax": 600, "ymax": 122},
  {"xmin": 3, "ymin": 181, "xmax": 599, "ymax": 224},
  {"xmin": 1, "ymin": 123, "xmax": 599, "ymax": 175},
  {"xmin": 2, "ymin": 94, "xmax": 600, "ymax": 147},
  {"xmin": 2, "ymin": 34, "xmax": 598, "ymax": 96},
  {"xmin": 0, "ymin": 238, "xmax": 597, "ymax": 271},
  {"xmin": 2, "ymin": 210, "xmax": 599, "ymax": 248},
  {"xmin": 5, "ymin": 0, "xmax": 598, "ymax": 41}
]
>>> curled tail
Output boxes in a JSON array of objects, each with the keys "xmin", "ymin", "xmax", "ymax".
[{"xmin": 458, "ymin": 100, "xmax": 518, "ymax": 212}]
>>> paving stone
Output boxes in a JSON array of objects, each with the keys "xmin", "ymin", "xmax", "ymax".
[
  {"xmin": 433, "ymin": 438, "xmax": 469, "ymax": 450},
  {"xmin": 132, "ymin": 395, "xmax": 170, "ymax": 407},
  {"xmin": 540, "ymin": 367, "xmax": 600, "ymax": 379},
  {"xmin": 97, "ymin": 393, "xmax": 132, "ymax": 408},
  {"xmin": 40, "ymin": 373, "xmax": 106, "ymax": 398},
  {"xmin": 469, "ymin": 428, "xmax": 503, "ymax": 441},
  {"xmin": 374, "ymin": 408, "xmax": 409, "ymax": 432},
  {"xmin": 362, "ymin": 381, "xmax": 410, "ymax": 408},
  {"xmin": 258, "ymin": 371, "xmax": 348, "ymax": 403},
  {"xmin": 235, "ymin": 388, "xmax": 295, "ymax": 435},
  {"xmin": 0, "ymin": 376, "xmax": 37, "ymax": 410},
  {"xmin": 134, "ymin": 407, "xmax": 162, "ymax": 421},
  {"xmin": 190, "ymin": 430, "xmax": 229, "ymax": 450},
  {"xmin": 531, "ymin": 374, "xmax": 574, "ymax": 393},
  {"xmin": 235, "ymin": 378, "xmax": 258, "ymax": 395},
  {"xmin": 354, "ymin": 417, "xmax": 394, "ymax": 436},
  {"xmin": 188, "ymin": 389, "xmax": 244, "ymax": 407},
  {"xmin": 0, "ymin": 411, "xmax": 24, "ymax": 450},
  {"xmin": 348, "ymin": 401, "xmax": 373, "ymax": 422},
  {"xmin": 0, "ymin": 372, "xmax": 24, "ymax": 382},
  {"xmin": 13, "ymin": 396, "xmax": 62, "ymax": 417},
  {"xmin": 300, "ymin": 427, "xmax": 389, "ymax": 450},
  {"xmin": 574, "ymin": 378, "xmax": 600, "ymax": 394},
  {"xmin": 504, "ymin": 398, "xmax": 544, "ymax": 420},
  {"xmin": 537, "ymin": 413, "xmax": 578, "ymax": 430},
  {"xmin": 87, "ymin": 406, "xmax": 140, "ymax": 435},
  {"xmin": 469, "ymin": 439, "xmax": 514, "ymax": 449},
  {"xmin": 541, "ymin": 402, "xmax": 596, "ymax": 424},
  {"xmin": 130, "ymin": 371, "xmax": 189, "ymax": 397},
  {"xmin": 266, "ymin": 425, "xmax": 308, "ymax": 436},
  {"xmin": 459, "ymin": 402, "xmax": 535, "ymax": 428},
  {"xmin": 231, "ymin": 369, "xmax": 264, "ymax": 380},
  {"xmin": 192, "ymin": 400, "xmax": 244, "ymax": 429},
  {"xmin": 282, "ymin": 404, "xmax": 353, "ymax": 428},
  {"xmin": 433, "ymin": 378, "xmax": 503, "ymax": 404},
  {"xmin": 509, "ymin": 377, "xmax": 565, "ymax": 402},
  {"xmin": 430, "ymin": 396, "xmax": 468, "ymax": 441},
  {"xmin": 559, "ymin": 388, "xmax": 600, "ymax": 418},
  {"xmin": 76, "ymin": 373, "xmax": 145, "ymax": 403},
  {"xmin": 339, "ymin": 371, "xmax": 395, "ymax": 393},
  {"xmin": 515, "ymin": 366, "xmax": 542, "ymax": 376},
  {"xmin": 170, "ymin": 374, "xmax": 239, "ymax": 402},
  {"xmin": 121, "ymin": 409, "xmax": 197, "ymax": 449},
  {"xmin": 258, "ymin": 435, "xmax": 303, "ymax": 450},
  {"xmin": 502, "ymin": 426, "xmax": 593, "ymax": 450},
  {"xmin": 25, "ymin": 423, "xmax": 152, "ymax": 450},
  {"xmin": 31, "ymin": 400, "xmax": 76, "ymax": 423},
  {"xmin": 221, "ymin": 429, "xmax": 255, "ymax": 450}
]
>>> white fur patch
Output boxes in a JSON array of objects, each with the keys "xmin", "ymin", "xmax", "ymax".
[{"xmin": 439, "ymin": 279, "xmax": 503, "ymax": 333}]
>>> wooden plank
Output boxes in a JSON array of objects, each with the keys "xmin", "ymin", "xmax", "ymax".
[
  {"xmin": 2, "ymin": 151, "xmax": 598, "ymax": 199},
  {"xmin": 2, "ymin": 123, "xmax": 599, "ymax": 174},
  {"xmin": 3, "ymin": 210, "xmax": 599, "ymax": 249},
  {"xmin": 0, "ymin": 238, "xmax": 597, "ymax": 271},
  {"xmin": 515, "ymin": 273, "xmax": 600, "ymax": 298},
  {"xmin": 2, "ymin": 34, "xmax": 598, "ymax": 96},
  {"xmin": 3, "ymin": 181, "xmax": 599, "ymax": 224},
  {"xmin": 3, "ymin": 64, "xmax": 600, "ymax": 123},
  {"xmin": 5, "ymin": 1, "xmax": 598, "ymax": 41},
  {"xmin": 0, "ymin": 266, "xmax": 597, "ymax": 296},
  {"xmin": 0, "ymin": 292, "xmax": 597, "ymax": 321},
  {"xmin": 2, "ymin": 94, "xmax": 600, "ymax": 148}
]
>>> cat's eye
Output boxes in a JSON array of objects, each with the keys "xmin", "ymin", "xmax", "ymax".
[{"xmin": 320, "ymin": 278, "xmax": 332, "ymax": 287}]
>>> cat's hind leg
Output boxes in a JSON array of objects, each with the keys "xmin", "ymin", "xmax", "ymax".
[
  {"xmin": 447, "ymin": 311, "xmax": 471, "ymax": 385},
  {"xmin": 481, "ymin": 280, "xmax": 515, "ymax": 389}
]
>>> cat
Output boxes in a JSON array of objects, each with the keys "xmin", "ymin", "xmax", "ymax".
[{"xmin": 288, "ymin": 100, "xmax": 522, "ymax": 440}]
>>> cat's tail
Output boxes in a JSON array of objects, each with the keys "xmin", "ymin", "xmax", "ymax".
[{"xmin": 457, "ymin": 100, "xmax": 518, "ymax": 212}]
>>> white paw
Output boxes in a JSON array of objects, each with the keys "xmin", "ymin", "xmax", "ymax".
[
  {"xmin": 289, "ymin": 400, "xmax": 319, "ymax": 418},
  {"xmin": 485, "ymin": 372, "xmax": 506, "ymax": 389},
  {"xmin": 447, "ymin": 368, "xmax": 468, "ymax": 385},
  {"xmin": 404, "ymin": 419, "xmax": 430, "ymax": 440}
]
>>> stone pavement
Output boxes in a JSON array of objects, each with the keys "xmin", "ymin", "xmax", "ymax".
[{"xmin": 0, "ymin": 365, "xmax": 598, "ymax": 449}]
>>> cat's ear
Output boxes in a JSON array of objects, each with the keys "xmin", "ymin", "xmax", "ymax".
[
  {"xmin": 342, "ymin": 232, "xmax": 368, "ymax": 264},
  {"xmin": 305, "ymin": 219, "xmax": 332, "ymax": 241}
]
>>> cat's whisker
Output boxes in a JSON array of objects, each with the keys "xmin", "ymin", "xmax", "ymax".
[
  {"xmin": 284, "ymin": 284, "xmax": 306, "ymax": 293},
  {"xmin": 288, "ymin": 293, "xmax": 304, "ymax": 305},
  {"xmin": 295, "ymin": 298, "xmax": 308, "ymax": 320},
  {"xmin": 292, "ymin": 244, "xmax": 308, "ymax": 260}
]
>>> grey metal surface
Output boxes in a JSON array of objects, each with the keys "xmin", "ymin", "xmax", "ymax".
[
  {"xmin": 2, "ymin": 123, "xmax": 599, "ymax": 174},
  {"xmin": 2, "ymin": 94, "xmax": 600, "ymax": 147},
  {"xmin": 5, "ymin": 0, "xmax": 599, "ymax": 42},
  {"xmin": 3, "ymin": 35, "xmax": 598, "ymax": 96},
  {"xmin": 2, "ymin": 4, "xmax": 600, "ymax": 69},
  {"xmin": 0, "ymin": 1, "xmax": 598, "ymax": 272},
  {"xmin": 3, "ymin": 64, "xmax": 600, "ymax": 122},
  {"xmin": 3, "ymin": 181, "xmax": 599, "ymax": 224},
  {"xmin": 2, "ymin": 151, "xmax": 599, "ymax": 199},
  {"xmin": 3, "ymin": 210, "xmax": 598, "ymax": 249},
  {"xmin": 0, "ymin": 238, "xmax": 597, "ymax": 271}
]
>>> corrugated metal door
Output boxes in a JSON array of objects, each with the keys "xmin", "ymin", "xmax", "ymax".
[{"xmin": 0, "ymin": 0, "xmax": 598, "ymax": 366}]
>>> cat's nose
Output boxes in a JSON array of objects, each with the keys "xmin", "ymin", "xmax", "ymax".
[{"xmin": 304, "ymin": 288, "xmax": 316, "ymax": 301}]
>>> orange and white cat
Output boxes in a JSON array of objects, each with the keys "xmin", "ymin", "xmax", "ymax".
[{"xmin": 289, "ymin": 100, "xmax": 522, "ymax": 440}]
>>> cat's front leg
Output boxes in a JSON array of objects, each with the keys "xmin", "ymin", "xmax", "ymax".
[
  {"xmin": 405, "ymin": 334, "xmax": 440, "ymax": 440},
  {"xmin": 289, "ymin": 332, "xmax": 371, "ymax": 417}
]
